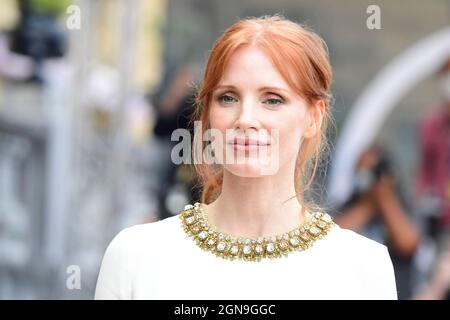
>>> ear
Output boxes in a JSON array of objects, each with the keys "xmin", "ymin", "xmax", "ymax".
[{"xmin": 303, "ymin": 100, "xmax": 325, "ymax": 139}]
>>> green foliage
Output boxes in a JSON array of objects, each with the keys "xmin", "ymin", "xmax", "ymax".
[{"xmin": 30, "ymin": 0, "xmax": 72, "ymax": 16}]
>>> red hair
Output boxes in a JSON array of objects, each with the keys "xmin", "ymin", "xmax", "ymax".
[{"xmin": 190, "ymin": 14, "xmax": 333, "ymax": 208}]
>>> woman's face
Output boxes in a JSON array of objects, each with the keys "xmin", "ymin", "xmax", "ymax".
[{"xmin": 208, "ymin": 45, "xmax": 322, "ymax": 177}]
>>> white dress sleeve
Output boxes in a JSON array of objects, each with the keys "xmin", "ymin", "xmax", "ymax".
[
  {"xmin": 362, "ymin": 244, "xmax": 398, "ymax": 299},
  {"xmin": 95, "ymin": 228, "xmax": 133, "ymax": 299}
]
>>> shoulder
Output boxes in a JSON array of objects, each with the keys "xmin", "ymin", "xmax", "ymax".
[
  {"xmin": 108, "ymin": 214, "xmax": 182, "ymax": 251},
  {"xmin": 326, "ymin": 224, "xmax": 393, "ymax": 267},
  {"xmin": 95, "ymin": 215, "xmax": 182, "ymax": 299},
  {"xmin": 326, "ymin": 224, "xmax": 398, "ymax": 299},
  {"xmin": 328, "ymin": 224, "xmax": 388, "ymax": 254}
]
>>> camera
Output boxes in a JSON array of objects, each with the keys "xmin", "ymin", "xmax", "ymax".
[{"xmin": 341, "ymin": 153, "xmax": 392, "ymax": 210}]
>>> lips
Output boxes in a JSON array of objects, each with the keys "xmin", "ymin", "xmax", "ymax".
[{"xmin": 228, "ymin": 137, "xmax": 270, "ymax": 146}]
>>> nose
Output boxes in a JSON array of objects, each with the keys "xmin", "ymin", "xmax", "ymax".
[{"xmin": 233, "ymin": 99, "xmax": 260, "ymax": 131}]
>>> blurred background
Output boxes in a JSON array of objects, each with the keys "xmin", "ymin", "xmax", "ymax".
[{"xmin": 0, "ymin": 0, "xmax": 449, "ymax": 299}]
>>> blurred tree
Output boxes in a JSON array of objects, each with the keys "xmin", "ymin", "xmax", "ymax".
[{"xmin": 29, "ymin": 0, "xmax": 71, "ymax": 16}]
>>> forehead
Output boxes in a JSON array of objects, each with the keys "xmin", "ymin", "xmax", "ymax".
[{"xmin": 218, "ymin": 45, "xmax": 291, "ymax": 90}]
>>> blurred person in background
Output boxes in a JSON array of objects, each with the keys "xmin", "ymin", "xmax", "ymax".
[
  {"xmin": 335, "ymin": 146, "xmax": 421, "ymax": 299},
  {"xmin": 150, "ymin": 65, "xmax": 197, "ymax": 220},
  {"xmin": 412, "ymin": 57, "xmax": 450, "ymax": 299},
  {"xmin": 416, "ymin": 57, "xmax": 450, "ymax": 239}
]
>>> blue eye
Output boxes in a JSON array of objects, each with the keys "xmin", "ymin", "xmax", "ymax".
[
  {"xmin": 264, "ymin": 98, "xmax": 283, "ymax": 105},
  {"xmin": 218, "ymin": 94, "xmax": 237, "ymax": 104}
]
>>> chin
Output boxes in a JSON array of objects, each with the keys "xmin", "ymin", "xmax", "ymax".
[
  {"xmin": 217, "ymin": 145, "xmax": 280, "ymax": 176},
  {"xmin": 224, "ymin": 160, "xmax": 277, "ymax": 177}
]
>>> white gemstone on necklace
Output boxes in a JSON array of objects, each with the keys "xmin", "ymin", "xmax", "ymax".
[
  {"xmin": 185, "ymin": 216, "xmax": 196, "ymax": 225},
  {"xmin": 289, "ymin": 237, "xmax": 300, "ymax": 246},
  {"xmin": 266, "ymin": 243, "xmax": 275, "ymax": 253},
  {"xmin": 309, "ymin": 226, "xmax": 321, "ymax": 236},
  {"xmin": 243, "ymin": 245, "xmax": 252, "ymax": 255},
  {"xmin": 216, "ymin": 242, "xmax": 226, "ymax": 251},
  {"xmin": 198, "ymin": 231, "xmax": 208, "ymax": 240},
  {"xmin": 317, "ymin": 220, "xmax": 327, "ymax": 229}
]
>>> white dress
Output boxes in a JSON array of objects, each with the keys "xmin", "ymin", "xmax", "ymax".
[{"xmin": 94, "ymin": 213, "xmax": 398, "ymax": 300}]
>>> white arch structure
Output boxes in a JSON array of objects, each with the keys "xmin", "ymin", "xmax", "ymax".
[{"xmin": 328, "ymin": 27, "xmax": 450, "ymax": 206}]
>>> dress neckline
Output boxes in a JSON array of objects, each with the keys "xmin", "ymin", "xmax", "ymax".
[{"xmin": 179, "ymin": 202, "xmax": 336, "ymax": 262}]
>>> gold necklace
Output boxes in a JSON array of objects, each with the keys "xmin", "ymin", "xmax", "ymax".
[{"xmin": 179, "ymin": 202, "xmax": 335, "ymax": 262}]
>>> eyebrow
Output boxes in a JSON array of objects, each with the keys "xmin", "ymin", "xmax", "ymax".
[{"xmin": 214, "ymin": 84, "xmax": 291, "ymax": 95}]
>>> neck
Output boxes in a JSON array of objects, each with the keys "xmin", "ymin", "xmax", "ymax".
[{"xmin": 204, "ymin": 163, "xmax": 306, "ymax": 238}]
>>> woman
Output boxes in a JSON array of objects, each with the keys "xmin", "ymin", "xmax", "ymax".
[{"xmin": 95, "ymin": 15, "xmax": 397, "ymax": 300}]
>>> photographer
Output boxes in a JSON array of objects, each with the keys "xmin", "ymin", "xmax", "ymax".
[{"xmin": 335, "ymin": 146, "xmax": 421, "ymax": 299}]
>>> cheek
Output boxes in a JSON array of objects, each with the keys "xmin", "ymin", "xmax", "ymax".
[
  {"xmin": 208, "ymin": 106, "xmax": 233, "ymax": 150},
  {"xmin": 209, "ymin": 106, "xmax": 232, "ymax": 131},
  {"xmin": 276, "ymin": 114, "xmax": 305, "ymax": 159}
]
